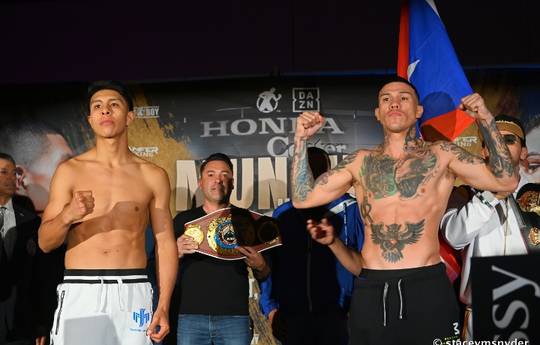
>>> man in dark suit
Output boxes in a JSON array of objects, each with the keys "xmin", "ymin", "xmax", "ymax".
[{"xmin": 0, "ymin": 152, "xmax": 49, "ymax": 345}]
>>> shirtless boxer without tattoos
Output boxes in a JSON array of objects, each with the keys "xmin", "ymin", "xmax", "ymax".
[
  {"xmin": 38, "ymin": 81, "xmax": 178, "ymax": 345},
  {"xmin": 291, "ymin": 77, "xmax": 518, "ymax": 344}
]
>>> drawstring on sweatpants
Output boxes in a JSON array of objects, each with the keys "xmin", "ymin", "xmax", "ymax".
[
  {"xmin": 382, "ymin": 279, "xmax": 406, "ymax": 326},
  {"xmin": 398, "ymin": 279, "xmax": 404, "ymax": 320},
  {"xmin": 382, "ymin": 282, "xmax": 389, "ymax": 326},
  {"xmin": 117, "ymin": 278, "xmax": 125, "ymax": 311},
  {"xmin": 96, "ymin": 278, "xmax": 106, "ymax": 312}
]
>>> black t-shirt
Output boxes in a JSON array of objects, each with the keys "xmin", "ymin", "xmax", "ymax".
[{"xmin": 173, "ymin": 206, "xmax": 249, "ymax": 315}]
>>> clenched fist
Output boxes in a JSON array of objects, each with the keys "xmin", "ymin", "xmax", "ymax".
[
  {"xmin": 306, "ymin": 218, "xmax": 336, "ymax": 246},
  {"xmin": 64, "ymin": 190, "xmax": 94, "ymax": 223},
  {"xmin": 295, "ymin": 112, "xmax": 325, "ymax": 140},
  {"xmin": 460, "ymin": 93, "xmax": 493, "ymax": 121}
]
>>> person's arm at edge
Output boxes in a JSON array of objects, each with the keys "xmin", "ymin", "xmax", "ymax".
[
  {"xmin": 31, "ymin": 217, "xmax": 49, "ymax": 345},
  {"xmin": 252, "ymin": 260, "xmax": 271, "ymax": 280},
  {"xmin": 147, "ymin": 167, "xmax": 179, "ymax": 342},
  {"xmin": 328, "ymin": 238, "xmax": 363, "ymax": 276},
  {"xmin": 38, "ymin": 163, "xmax": 79, "ymax": 253},
  {"xmin": 258, "ymin": 275, "xmax": 279, "ymax": 319},
  {"xmin": 308, "ymin": 218, "xmax": 363, "ymax": 276}
]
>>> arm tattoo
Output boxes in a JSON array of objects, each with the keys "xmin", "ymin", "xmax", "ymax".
[
  {"xmin": 439, "ymin": 142, "xmax": 484, "ymax": 165},
  {"xmin": 371, "ymin": 219, "xmax": 425, "ymax": 262},
  {"xmin": 291, "ymin": 138, "xmax": 314, "ymax": 202},
  {"xmin": 314, "ymin": 171, "xmax": 329, "ymax": 186},
  {"xmin": 336, "ymin": 151, "xmax": 358, "ymax": 169},
  {"xmin": 314, "ymin": 150, "xmax": 359, "ymax": 187},
  {"xmin": 478, "ymin": 118, "xmax": 515, "ymax": 178}
]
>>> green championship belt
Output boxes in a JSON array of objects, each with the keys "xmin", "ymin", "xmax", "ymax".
[{"xmin": 183, "ymin": 207, "xmax": 282, "ymax": 260}]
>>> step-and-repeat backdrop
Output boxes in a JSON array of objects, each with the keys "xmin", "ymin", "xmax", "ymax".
[{"xmin": 2, "ymin": 71, "xmax": 540, "ymax": 344}]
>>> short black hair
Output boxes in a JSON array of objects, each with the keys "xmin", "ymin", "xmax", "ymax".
[
  {"xmin": 0, "ymin": 152, "xmax": 16, "ymax": 165},
  {"xmin": 380, "ymin": 75, "xmax": 420, "ymax": 102},
  {"xmin": 200, "ymin": 153, "xmax": 234, "ymax": 174},
  {"xmin": 87, "ymin": 80, "xmax": 134, "ymax": 111}
]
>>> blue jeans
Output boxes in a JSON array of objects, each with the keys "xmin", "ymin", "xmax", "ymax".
[{"xmin": 177, "ymin": 314, "xmax": 252, "ymax": 345}]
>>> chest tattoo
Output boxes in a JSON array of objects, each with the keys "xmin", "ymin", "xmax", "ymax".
[{"xmin": 362, "ymin": 150, "xmax": 437, "ymax": 199}]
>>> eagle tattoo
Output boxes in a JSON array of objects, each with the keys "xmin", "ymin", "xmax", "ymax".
[{"xmin": 371, "ymin": 220, "xmax": 425, "ymax": 263}]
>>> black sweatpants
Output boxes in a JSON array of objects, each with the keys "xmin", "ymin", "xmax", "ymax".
[{"xmin": 349, "ymin": 263, "xmax": 460, "ymax": 345}]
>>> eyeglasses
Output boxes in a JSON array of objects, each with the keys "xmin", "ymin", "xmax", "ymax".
[{"xmin": 503, "ymin": 134, "xmax": 519, "ymax": 146}]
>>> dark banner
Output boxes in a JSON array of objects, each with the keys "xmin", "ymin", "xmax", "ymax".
[{"xmin": 471, "ymin": 255, "xmax": 540, "ymax": 343}]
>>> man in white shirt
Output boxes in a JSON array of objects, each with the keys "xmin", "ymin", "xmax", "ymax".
[{"xmin": 440, "ymin": 114, "xmax": 532, "ymax": 340}]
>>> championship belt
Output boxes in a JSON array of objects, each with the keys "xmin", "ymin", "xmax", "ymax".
[
  {"xmin": 517, "ymin": 210, "xmax": 540, "ymax": 252},
  {"xmin": 513, "ymin": 188, "xmax": 540, "ymax": 253},
  {"xmin": 184, "ymin": 207, "xmax": 282, "ymax": 260},
  {"xmin": 517, "ymin": 183, "xmax": 540, "ymax": 216}
]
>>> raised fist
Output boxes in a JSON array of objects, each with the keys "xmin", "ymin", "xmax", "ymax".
[
  {"xmin": 460, "ymin": 93, "xmax": 492, "ymax": 121},
  {"xmin": 295, "ymin": 112, "xmax": 325, "ymax": 140}
]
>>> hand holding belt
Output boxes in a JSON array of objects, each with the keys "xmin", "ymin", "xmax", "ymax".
[{"xmin": 184, "ymin": 207, "xmax": 282, "ymax": 260}]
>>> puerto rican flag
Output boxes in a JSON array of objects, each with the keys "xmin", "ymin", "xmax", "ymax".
[
  {"xmin": 398, "ymin": 0, "xmax": 466, "ymax": 282},
  {"xmin": 398, "ymin": 0, "xmax": 475, "ymax": 141}
]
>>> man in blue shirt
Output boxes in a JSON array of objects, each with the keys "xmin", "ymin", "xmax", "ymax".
[{"xmin": 259, "ymin": 147, "xmax": 364, "ymax": 345}]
